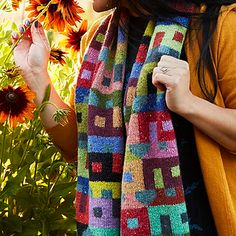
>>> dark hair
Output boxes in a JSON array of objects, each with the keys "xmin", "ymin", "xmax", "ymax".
[{"xmin": 127, "ymin": 0, "xmax": 236, "ymax": 102}]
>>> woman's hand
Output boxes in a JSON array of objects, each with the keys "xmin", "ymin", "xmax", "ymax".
[
  {"xmin": 152, "ymin": 56, "xmax": 236, "ymax": 152},
  {"xmin": 12, "ymin": 20, "xmax": 51, "ymax": 92},
  {"xmin": 152, "ymin": 55, "xmax": 194, "ymax": 115}
]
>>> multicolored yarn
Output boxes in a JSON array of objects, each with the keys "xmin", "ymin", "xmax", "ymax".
[{"xmin": 75, "ymin": 4, "xmax": 194, "ymax": 235}]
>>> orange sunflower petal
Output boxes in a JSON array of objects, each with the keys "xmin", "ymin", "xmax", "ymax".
[{"xmin": 0, "ymin": 112, "xmax": 8, "ymax": 124}]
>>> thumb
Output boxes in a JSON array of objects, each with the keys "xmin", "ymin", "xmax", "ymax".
[{"xmin": 31, "ymin": 20, "xmax": 50, "ymax": 50}]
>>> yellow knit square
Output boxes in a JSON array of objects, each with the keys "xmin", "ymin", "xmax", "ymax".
[
  {"xmin": 90, "ymin": 182, "xmax": 121, "ymax": 199},
  {"xmin": 123, "ymin": 160, "xmax": 145, "ymax": 194},
  {"xmin": 95, "ymin": 115, "xmax": 106, "ymax": 128},
  {"xmin": 127, "ymin": 87, "xmax": 136, "ymax": 106},
  {"xmin": 113, "ymin": 107, "xmax": 122, "ymax": 128}
]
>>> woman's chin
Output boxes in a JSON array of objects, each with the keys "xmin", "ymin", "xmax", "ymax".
[
  {"xmin": 92, "ymin": 0, "xmax": 108, "ymax": 12},
  {"xmin": 93, "ymin": 6, "xmax": 106, "ymax": 12},
  {"xmin": 92, "ymin": 0, "xmax": 118, "ymax": 12}
]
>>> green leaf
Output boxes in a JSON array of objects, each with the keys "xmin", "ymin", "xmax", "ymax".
[
  {"xmin": 49, "ymin": 218, "xmax": 76, "ymax": 231},
  {"xmin": 40, "ymin": 146, "xmax": 58, "ymax": 163},
  {"xmin": 15, "ymin": 186, "xmax": 37, "ymax": 211},
  {"xmin": 18, "ymin": 219, "xmax": 41, "ymax": 236},
  {"xmin": 50, "ymin": 160, "xmax": 67, "ymax": 171},
  {"xmin": 11, "ymin": 22, "xmax": 18, "ymax": 32},
  {"xmin": 0, "ymin": 165, "xmax": 30, "ymax": 198},
  {"xmin": 2, "ymin": 215, "xmax": 23, "ymax": 234},
  {"xmin": 0, "ymin": 201, "xmax": 8, "ymax": 211},
  {"xmin": 49, "ymin": 182, "xmax": 76, "ymax": 199}
]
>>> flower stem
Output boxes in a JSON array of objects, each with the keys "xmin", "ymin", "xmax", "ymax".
[
  {"xmin": 38, "ymin": 101, "xmax": 60, "ymax": 113},
  {"xmin": 42, "ymin": 219, "xmax": 49, "ymax": 236},
  {"xmin": 49, "ymin": 165, "xmax": 65, "ymax": 196},
  {"xmin": 8, "ymin": 127, "xmax": 15, "ymax": 158},
  {"xmin": 0, "ymin": 122, "xmax": 8, "ymax": 190},
  {"xmin": 18, "ymin": 121, "xmax": 35, "ymax": 167}
]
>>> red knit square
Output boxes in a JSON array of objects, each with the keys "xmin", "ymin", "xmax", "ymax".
[
  {"xmin": 121, "ymin": 207, "xmax": 151, "ymax": 235},
  {"xmin": 153, "ymin": 32, "xmax": 165, "ymax": 48},
  {"xmin": 92, "ymin": 162, "xmax": 102, "ymax": 173},
  {"xmin": 112, "ymin": 154, "xmax": 123, "ymax": 173},
  {"xmin": 76, "ymin": 192, "xmax": 89, "ymax": 224},
  {"xmin": 136, "ymin": 44, "xmax": 148, "ymax": 63},
  {"xmin": 172, "ymin": 31, "xmax": 184, "ymax": 43}
]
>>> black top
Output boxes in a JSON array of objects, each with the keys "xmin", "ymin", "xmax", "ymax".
[{"xmin": 126, "ymin": 15, "xmax": 217, "ymax": 236}]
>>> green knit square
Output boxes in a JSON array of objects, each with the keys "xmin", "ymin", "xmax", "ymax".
[
  {"xmin": 96, "ymin": 33, "xmax": 105, "ymax": 43},
  {"xmin": 171, "ymin": 166, "xmax": 180, "ymax": 177}
]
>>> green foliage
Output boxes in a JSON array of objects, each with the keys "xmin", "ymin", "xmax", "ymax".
[{"xmin": 0, "ymin": 14, "xmax": 78, "ymax": 236}]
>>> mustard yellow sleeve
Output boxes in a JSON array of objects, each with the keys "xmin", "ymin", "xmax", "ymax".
[{"xmin": 217, "ymin": 6, "xmax": 236, "ymax": 108}]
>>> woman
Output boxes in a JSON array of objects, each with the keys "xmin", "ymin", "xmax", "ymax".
[{"xmin": 12, "ymin": 0, "xmax": 236, "ymax": 235}]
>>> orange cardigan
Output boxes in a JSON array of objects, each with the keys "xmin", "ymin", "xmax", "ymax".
[
  {"xmin": 68, "ymin": 4, "xmax": 236, "ymax": 235},
  {"xmin": 185, "ymin": 4, "xmax": 236, "ymax": 235}
]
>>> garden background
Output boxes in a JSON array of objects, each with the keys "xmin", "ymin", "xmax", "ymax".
[{"xmin": 0, "ymin": 0, "xmax": 104, "ymax": 235}]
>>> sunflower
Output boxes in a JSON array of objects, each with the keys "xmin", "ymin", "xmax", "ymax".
[
  {"xmin": 49, "ymin": 48, "xmax": 67, "ymax": 65},
  {"xmin": 60, "ymin": 20, "xmax": 87, "ymax": 57},
  {"xmin": 0, "ymin": 85, "xmax": 36, "ymax": 128},
  {"xmin": 12, "ymin": 0, "xmax": 22, "ymax": 10},
  {"xmin": 25, "ymin": 0, "xmax": 84, "ymax": 32}
]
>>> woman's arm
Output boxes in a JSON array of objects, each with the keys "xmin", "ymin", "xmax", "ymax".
[
  {"xmin": 35, "ymin": 72, "xmax": 78, "ymax": 162},
  {"xmin": 177, "ymin": 91, "xmax": 236, "ymax": 152},
  {"xmin": 13, "ymin": 20, "xmax": 77, "ymax": 162}
]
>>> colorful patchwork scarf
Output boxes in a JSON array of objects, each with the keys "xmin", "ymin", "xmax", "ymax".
[{"xmin": 75, "ymin": 3, "xmax": 194, "ymax": 235}]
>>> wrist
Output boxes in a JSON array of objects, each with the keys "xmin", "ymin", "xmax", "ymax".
[
  {"xmin": 34, "ymin": 81, "xmax": 52, "ymax": 107},
  {"xmin": 23, "ymin": 69, "xmax": 49, "ymax": 81},
  {"xmin": 176, "ymin": 93, "xmax": 197, "ymax": 117},
  {"xmin": 22, "ymin": 71, "xmax": 52, "ymax": 106}
]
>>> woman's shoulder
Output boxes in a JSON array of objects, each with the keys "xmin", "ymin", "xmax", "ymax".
[
  {"xmin": 213, "ymin": 3, "xmax": 236, "ymax": 109},
  {"xmin": 210, "ymin": 3, "xmax": 236, "ymax": 59},
  {"xmin": 218, "ymin": 3, "xmax": 236, "ymax": 27},
  {"xmin": 220, "ymin": 2, "xmax": 236, "ymax": 13},
  {"xmin": 214, "ymin": 3, "xmax": 236, "ymax": 52}
]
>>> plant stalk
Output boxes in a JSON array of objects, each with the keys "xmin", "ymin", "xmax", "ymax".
[{"xmin": 0, "ymin": 122, "xmax": 8, "ymax": 190}]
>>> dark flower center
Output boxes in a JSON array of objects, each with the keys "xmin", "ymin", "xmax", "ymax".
[
  {"xmin": 6, "ymin": 92, "xmax": 18, "ymax": 103},
  {"xmin": 51, "ymin": 4, "xmax": 58, "ymax": 12},
  {"xmin": 0, "ymin": 87, "xmax": 28, "ymax": 116}
]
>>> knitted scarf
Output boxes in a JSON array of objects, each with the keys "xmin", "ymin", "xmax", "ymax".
[{"xmin": 75, "ymin": 3, "xmax": 194, "ymax": 235}]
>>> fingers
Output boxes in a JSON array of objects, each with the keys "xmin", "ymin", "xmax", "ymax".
[
  {"xmin": 11, "ymin": 18, "xmax": 50, "ymax": 51},
  {"xmin": 152, "ymin": 70, "xmax": 181, "ymax": 92},
  {"xmin": 31, "ymin": 20, "xmax": 50, "ymax": 50},
  {"xmin": 158, "ymin": 55, "xmax": 189, "ymax": 70},
  {"xmin": 152, "ymin": 55, "xmax": 190, "ymax": 91},
  {"xmin": 11, "ymin": 31, "xmax": 19, "ymax": 44},
  {"xmin": 11, "ymin": 18, "xmax": 33, "ymax": 44}
]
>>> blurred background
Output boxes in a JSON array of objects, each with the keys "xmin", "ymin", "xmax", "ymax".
[{"xmin": 0, "ymin": 0, "xmax": 104, "ymax": 25}]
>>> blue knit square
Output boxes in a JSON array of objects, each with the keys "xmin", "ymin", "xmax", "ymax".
[
  {"xmin": 123, "ymin": 172, "xmax": 133, "ymax": 183},
  {"xmin": 101, "ymin": 189, "xmax": 112, "ymax": 199},
  {"xmin": 165, "ymin": 188, "xmax": 176, "ymax": 197},
  {"xmin": 127, "ymin": 218, "xmax": 139, "ymax": 229}
]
